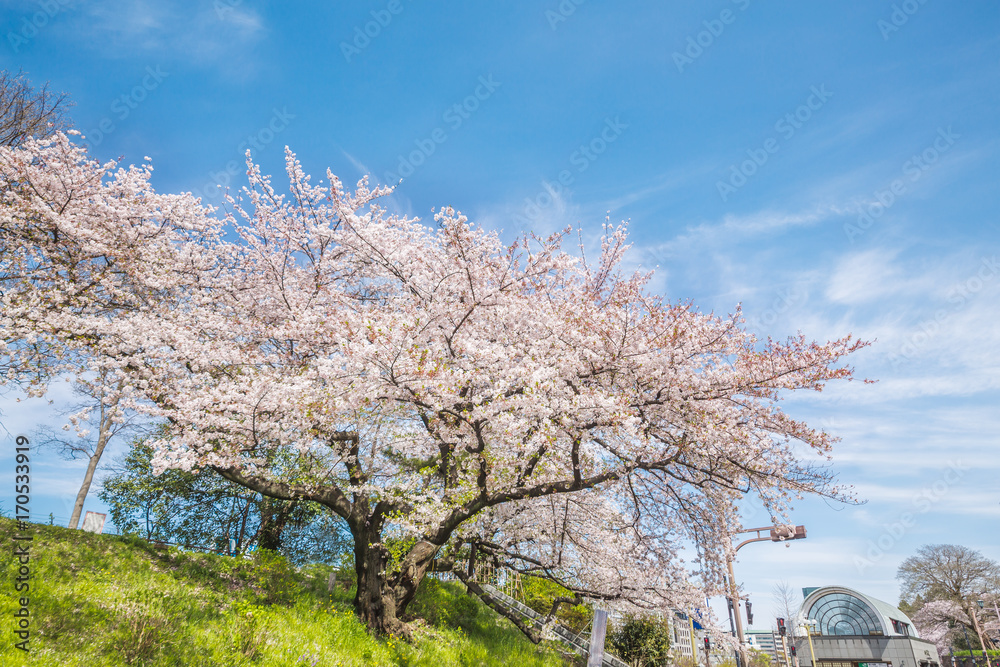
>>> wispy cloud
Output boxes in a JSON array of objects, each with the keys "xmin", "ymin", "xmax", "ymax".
[
  {"xmin": 646, "ymin": 207, "xmax": 835, "ymax": 261},
  {"xmin": 72, "ymin": 1, "xmax": 265, "ymax": 71}
]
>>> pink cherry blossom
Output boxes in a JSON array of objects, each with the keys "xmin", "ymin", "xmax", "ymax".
[{"xmin": 0, "ymin": 133, "xmax": 869, "ymax": 637}]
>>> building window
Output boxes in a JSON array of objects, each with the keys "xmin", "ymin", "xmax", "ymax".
[{"xmin": 808, "ymin": 593, "xmax": 885, "ymax": 636}]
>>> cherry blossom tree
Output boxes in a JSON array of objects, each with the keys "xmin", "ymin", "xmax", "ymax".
[
  {"xmin": 0, "ymin": 130, "xmax": 216, "ymax": 529},
  {"xmin": 900, "ymin": 545, "xmax": 1000, "ymax": 654},
  {"xmin": 913, "ymin": 600, "xmax": 973, "ymax": 656},
  {"xmin": 0, "ymin": 132, "xmax": 868, "ymax": 637}
]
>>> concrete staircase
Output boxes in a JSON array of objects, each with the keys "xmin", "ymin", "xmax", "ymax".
[{"xmin": 480, "ymin": 583, "xmax": 629, "ymax": 667}]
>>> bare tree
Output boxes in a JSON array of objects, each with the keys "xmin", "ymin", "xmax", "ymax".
[
  {"xmin": 0, "ymin": 70, "xmax": 72, "ymax": 147},
  {"xmin": 36, "ymin": 372, "xmax": 145, "ymax": 529},
  {"xmin": 773, "ymin": 580, "xmax": 801, "ymax": 628}
]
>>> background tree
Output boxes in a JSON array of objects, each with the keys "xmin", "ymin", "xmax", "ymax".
[
  {"xmin": 99, "ymin": 437, "xmax": 350, "ymax": 565},
  {"xmin": 912, "ymin": 600, "xmax": 974, "ymax": 656},
  {"xmin": 747, "ymin": 647, "xmax": 774, "ymax": 667},
  {"xmin": 773, "ymin": 580, "xmax": 801, "ymax": 628},
  {"xmin": 898, "ymin": 545, "xmax": 1000, "ymax": 653},
  {"xmin": 0, "ymin": 70, "xmax": 71, "ymax": 147},
  {"xmin": 607, "ymin": 614, "xmax": 672, "ymax": 667},
  {"xmin": 518, "ymin": 573, "xmax": 593, "ymax": 633},
  {"xmin": 35, "ymin": 370, "xmax": 144, "ymax": 528},
  {"xmin": 0, "ymin": 133, "xmax": 868, "ymax": 639}
]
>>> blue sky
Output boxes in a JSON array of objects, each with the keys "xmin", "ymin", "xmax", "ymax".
[{"xmin": 2, "ymin": 0, "xmax": 999, "ymax": 628}]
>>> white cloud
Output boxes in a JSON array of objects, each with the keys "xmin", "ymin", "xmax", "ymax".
[
  {"xmin": 825, "ymin": 249, "xmax": 905, "ymax": 305},
  {"xmin": 645, "ymin": 207, "xmax": 833, "ymax": 265},
  {"xmin": 73, "ymin": 1, "xmax": 265, "ymax": 70}
]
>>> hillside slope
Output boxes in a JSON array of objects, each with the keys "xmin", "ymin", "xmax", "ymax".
[{"xmin": 0, "ymin": 518, "xmax": 572, "ymax": 666}]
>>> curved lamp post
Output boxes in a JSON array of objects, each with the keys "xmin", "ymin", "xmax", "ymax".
[{"xmin": 726, "ymin": 524, "xmax": 807, "ymax": 667}]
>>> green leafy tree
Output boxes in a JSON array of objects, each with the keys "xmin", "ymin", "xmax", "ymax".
[
  {"xmin": 99, "ymin": 438, "xmax": 350, "ymax": 565},
  {"xmin": 520, "ymin": 574, "xmax": 594, "ymax": 633},
  {"xmin": 748, "ymin": 647, "xmax": 774, "ymax": 667},
  {"xmin": 608, "ymin": 614, "xmax": 672, "ymax": 667}
]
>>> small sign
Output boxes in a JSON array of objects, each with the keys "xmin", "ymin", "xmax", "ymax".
[{"xmin": 81, "ymin": 511, "xmax": 106, "ymax": 534}]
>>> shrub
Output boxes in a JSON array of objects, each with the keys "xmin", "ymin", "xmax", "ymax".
[
  {"xmin": 608, "ymin": 614, "xmax": 672, "ymax": 667},
  {"xmin": 250, "ymin": 548, "xmax": 296, "ymax": 604},
  {"xmin": 521, "ymin": 575, "xmax": 594, "ymax": 633}
]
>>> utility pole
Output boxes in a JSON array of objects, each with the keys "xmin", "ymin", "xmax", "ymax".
[
  {"xmin": 725, "ymin": 580, "xmax": 742, "ymax": 667},
  {"xmin": 726, "ymin": 524, "xmax": 807, "ymax": 667},
  {"xmin": 972, "ymin": 601, "xmax": 991, "ymax": 662}
]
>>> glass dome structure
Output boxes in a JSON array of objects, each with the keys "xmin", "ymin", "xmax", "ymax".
[{"xmin": 807, "ymin": 590, "xmax": 886, "ymax": 636}]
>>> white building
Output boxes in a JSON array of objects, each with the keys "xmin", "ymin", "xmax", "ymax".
[{"xmin": 790, "ymin": 586, "xmax": 941, "ymax": 667}]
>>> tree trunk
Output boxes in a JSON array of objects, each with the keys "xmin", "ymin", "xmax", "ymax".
[
  {"xmin": 391, "ymin": 539, "xmax": 440, "ymax": 616},
  {"xmin": 351, "ymin": 527, "xmax": 441, "ymax": 636},
  {"xmin": 68, "ymin": 388, "xmax": 120, "ymax": 530},
  {"xmin": 258, "ymin": 498, "xmax": 293, "ymax": 551},
  {"xmin": 354, "ymin": 536, "xmax": 406, "ymax": 636},
  {"xmin": 68, "ymin": 420, "xmax": 112, "ymax": 529}
]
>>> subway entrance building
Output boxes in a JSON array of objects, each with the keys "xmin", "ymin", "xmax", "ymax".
[{"xmin": 790, "ymin": 586, "xmax": 941, "ymax": 667}]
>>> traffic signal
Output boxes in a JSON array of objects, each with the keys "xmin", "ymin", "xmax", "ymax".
[
  {"xmin": 777, "ymin": 617, "xmax": 786, "ymax": 636},
  {"xmin": 746, "ymin": 601, "xmax": 754, "ymax": 625},
  {"xmin": 790, "ymin": 646, "xmax": 797, "ymax": 657},
  {"xmin": 770, "ymin": 525, "xmax": 808, "ymax": 541},
  {"xmin": 705, "ymin": 637, "xmax": 711, "ymax": 652}
]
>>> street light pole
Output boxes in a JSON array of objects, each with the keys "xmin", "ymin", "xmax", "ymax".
[
  {"xmin": 801, "ymin": 621, "xmax": 818, "ymax": 667},
  {"xmin": 727, "ymin": 558, "xmax": 747, "ymax": 667},
  {"xmin": 726, "ymin": 525, "xmax": 808, "ymax": 667},
  {"xmin": 974, "ymin": 600, "xmax": 991, "ymax": 660},
  {"xmin": 725, "ymin": 583, "xmax": 740, "ymax": 659}
]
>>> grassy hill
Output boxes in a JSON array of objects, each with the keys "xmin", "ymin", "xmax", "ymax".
[{"xmin": 0, "ymin": 518, "xmax": 574, "ymax": 666}]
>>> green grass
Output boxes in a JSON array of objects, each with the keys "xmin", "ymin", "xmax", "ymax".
[{"xmin": 0, "ymin": 518, "xmax": 573, "ymax": 666}]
